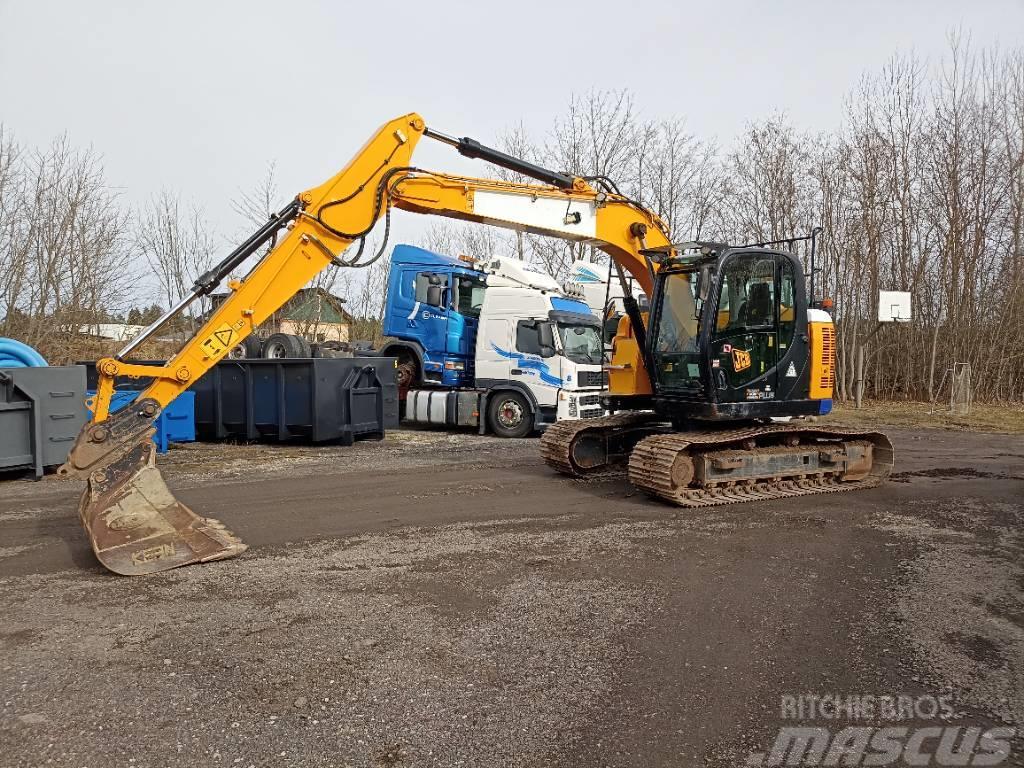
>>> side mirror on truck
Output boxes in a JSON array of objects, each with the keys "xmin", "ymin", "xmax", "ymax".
[
  {"xmin": 538, "ymin": 322, "xmax": 556, "ymax": 358},
  {"xmin": 426, "ymin": 285, "xmax": 444, "ymax": 307}
]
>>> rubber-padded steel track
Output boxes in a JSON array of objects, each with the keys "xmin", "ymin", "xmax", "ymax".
[{"xmin": 627, "ymin": 424, "xmax": 894, "ymax": 507}]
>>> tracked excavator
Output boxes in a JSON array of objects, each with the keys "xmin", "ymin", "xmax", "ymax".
[{"xmin": 59, "ymin": 112, "xmax": 893, "ymax": 576}]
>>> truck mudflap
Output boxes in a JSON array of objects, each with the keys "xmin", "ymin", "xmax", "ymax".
[{"xmin": 59, "ymin": 398, "xmax": 246, "ymax": 576}]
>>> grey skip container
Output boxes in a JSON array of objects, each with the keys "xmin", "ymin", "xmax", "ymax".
[{"xmin": 0, "ymin": 366, "xmax": 88, "ymax": 478}]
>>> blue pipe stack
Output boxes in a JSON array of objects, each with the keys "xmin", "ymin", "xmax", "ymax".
[{"xmin": 0, "ymin": 338, "xmax": 48, "ymax": 368}]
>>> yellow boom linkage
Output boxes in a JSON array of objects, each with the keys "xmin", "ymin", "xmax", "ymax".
[{"xmin": 60, "ymin": 112, "xmax": 671, "ymax": 575}]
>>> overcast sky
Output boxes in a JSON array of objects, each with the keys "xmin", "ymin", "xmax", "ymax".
[{"xmin": 2, "ymin": 0, "xmax": 1022, "ymax": 262}]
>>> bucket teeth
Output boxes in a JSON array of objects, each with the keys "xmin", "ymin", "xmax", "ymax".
[{"xmin": 196, "ymin": 520, "xmax": 247, "ymax": 562}]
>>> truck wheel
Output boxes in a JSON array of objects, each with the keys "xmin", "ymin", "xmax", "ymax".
[
  {"xmin": 227, "ymin": 337, "xmax": 262, "ymax": 359},
  {"xmin": 396, "ymin": 353, "xmax": 419, "ymax": 395},
  {"xmin": 487, "ymin": 392, "xmax": 532, "ymax": 438},
  {"xmin": 262, "ymin": 333, "xmax": 306, "ymax": 359}
]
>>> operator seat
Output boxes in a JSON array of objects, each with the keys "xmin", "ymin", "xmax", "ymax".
[{"xmin": 742, "ymin": 283, "xmax": 773, "ymax": 327}]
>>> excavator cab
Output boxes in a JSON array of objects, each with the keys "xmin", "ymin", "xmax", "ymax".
[
  {"xmin": 645, "ymin": 245, "xmax": 824, "ymax": 422},
  {"xmin": 545, "ymin": 238, "xmax": 893, "ymax": 501}
]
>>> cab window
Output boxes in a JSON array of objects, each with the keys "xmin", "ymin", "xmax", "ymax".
[
  {"xmin": 516, "ymin": 321, "xmax": 541, "ymax": 355},
  {"xmin": 779, "ymin": 257, "xmax": 796, "ymax": 349},
  {"xmin": 453, "ymin": 276, "xmax": 486, "ymax": 318},
  {"xmin": 713, "ymin": 255, "xmax": 775, "ymax": 336},
  {"xmin": 415, "ymin": 272, "xmax": 448, "ymax": 303},
  {"xmin": 652, "ymin": 272, "xmax": 702, "ymax": 389},
  {"xmin": 653, "ymin": 273, "xmax": 699, "ymax": 354}
]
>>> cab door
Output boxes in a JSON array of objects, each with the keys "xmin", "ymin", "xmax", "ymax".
[
  {"xmin": 709, "ymin": 252, "xmax": 780, "ymax": 404},
  {"xmin": 475, "ymin": 318, "xmax": 512, "ymax": 386}
]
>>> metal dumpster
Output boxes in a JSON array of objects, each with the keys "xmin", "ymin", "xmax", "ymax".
[
  {"xmin": 191, "ymin": 358, "xmax": 398, "ymax": 443},
  {"xmin": 0, "ymin": 366, "xmax": 88, "ymax": 477},
  {"xmin": 82, "ymin": 357, "xmax": 398, "ymax": 444}
]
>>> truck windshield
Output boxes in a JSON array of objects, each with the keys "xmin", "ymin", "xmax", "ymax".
[
  {"xmin": 557, "ymin": 323, "xmax": 603, "ymax": 364},
  {"xmin": 454, "ymin": 275, "xmax": 487, "ymax": 318}
]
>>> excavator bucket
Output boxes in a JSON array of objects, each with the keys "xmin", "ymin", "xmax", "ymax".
[{"xmin": 61, "ymin": 397, "xmax": 246, "ymax": 575}]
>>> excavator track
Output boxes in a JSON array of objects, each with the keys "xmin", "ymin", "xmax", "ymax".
[
  {"xmin": 540, "ymin": 412, "xmax": 670, "ymax": 476},
  {"xmin": 627, "ymin": 424, "xmax": 894, "ymax": 507}
]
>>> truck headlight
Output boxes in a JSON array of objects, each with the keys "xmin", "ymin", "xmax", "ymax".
[{"xmin": 444, "ymin": 361, "xmax": 465, "ymax": 371}]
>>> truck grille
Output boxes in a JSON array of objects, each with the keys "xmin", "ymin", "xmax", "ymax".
[
  {"xmin": 579, "ymin": 394, "xmax": 602, "ymax": 406},
  {"xmin": 579, "ymin": 408, "xmax": 604, "ymax": 419},
  {"xmin": 579, "ymin": 370, "xmax": 608, "ymax": 388}
]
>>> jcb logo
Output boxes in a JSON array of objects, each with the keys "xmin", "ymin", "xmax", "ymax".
[{"xmin": 732, "ymin": 348, "xmax": 752, "ymax": 372}]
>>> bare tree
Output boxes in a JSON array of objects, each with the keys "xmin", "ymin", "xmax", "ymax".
[
  {"xmin": 332, "ymin": 250, "xmax": 391, "ymax": 344},
  {"xmin": 422, "ymin": 222, "xmax": 506, "ymax": 261},
  {"xmin": 633, "ymin": 117, "xmax": 724, "ymax": 240},
  {"xmin": 0, "ymin": 133, "xmax": 133, "ymax": 361},
  {"xmin": 0, "ymin": 126, "xmax": 26, "ymax": 328},
  {"xmin": 4, "ymin": 40, "xmax": 1022, "ymax": 398},
  {"xmin": 232, "ymin": 161, "xmax": 282, "ymax": 245},
  {"xmin": 134, "ymin": 190, "xmax": 215, "ymax": 335}
]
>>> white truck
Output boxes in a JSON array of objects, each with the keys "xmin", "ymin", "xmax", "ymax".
[
  {"xmin": 568, "ymin": 258, "xmax": 650, "ymax": 344},
  {"xmin": 379, "ymin": 245, "xmax": 608, "ymax": 437}
]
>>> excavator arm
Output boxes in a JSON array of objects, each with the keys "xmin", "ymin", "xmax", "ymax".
[{"xmin": 60, "ymin": 112, "xmax": 672, "ymax": 575}]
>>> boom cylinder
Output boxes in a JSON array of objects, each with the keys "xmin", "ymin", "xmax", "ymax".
[{"xmin": 424, "ymin": 127, "xmax": 576, "ymax": 189}]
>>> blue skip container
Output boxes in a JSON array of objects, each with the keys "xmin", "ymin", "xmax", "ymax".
[{"xmin": 86, "ymin": 390, "xmax": 196, "ymax": 453}]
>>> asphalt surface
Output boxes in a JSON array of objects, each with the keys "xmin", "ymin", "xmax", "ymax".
[{"xmin": 0, "ymin": 425, "xmax": 1022, "ymax": 767}]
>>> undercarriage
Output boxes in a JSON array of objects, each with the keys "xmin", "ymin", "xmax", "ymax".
[{"xmin": 540, "ymin": 413, "xmax": 894, "ymax": 507}]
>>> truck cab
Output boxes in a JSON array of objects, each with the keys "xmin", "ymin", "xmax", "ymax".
[
  {"xmin": 383, "ymin": 245, "xmax": 484, "ymax": 388},
  {"xmin": 381, "ymin": 244, "xmax": 607, "ymax": 436}
]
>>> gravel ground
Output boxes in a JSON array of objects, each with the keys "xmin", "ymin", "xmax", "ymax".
[{"xmin": 0, "ymin": 424, "xmax": 1021, "ymax": 767}]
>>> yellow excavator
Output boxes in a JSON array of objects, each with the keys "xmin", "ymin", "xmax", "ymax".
[{"xmin": 58, "ymin": 112, "xmax": 893, "ymax": 575}]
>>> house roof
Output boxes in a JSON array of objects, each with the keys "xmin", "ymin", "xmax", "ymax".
[
  {"xmin": 282, "ymin": 288, "xmax": 353, "ymax": 323},
  {"xmin": 209, "ymin": 287, "xmax": 353, "ymax": 323}
]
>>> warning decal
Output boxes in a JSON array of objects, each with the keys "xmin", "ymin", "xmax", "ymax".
[
  {"xmin": 785, "ymin": 361, "xmax": 798, "ymax": 377},
  {"xmin": 200, "ymin": 322, "xmax": 240, "ymax": 358}
]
